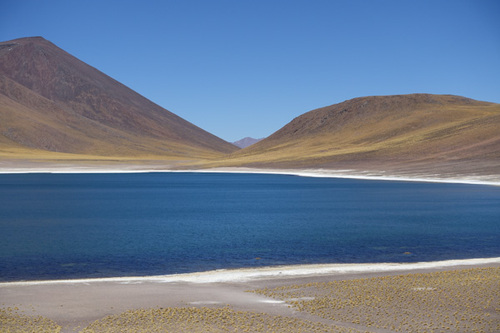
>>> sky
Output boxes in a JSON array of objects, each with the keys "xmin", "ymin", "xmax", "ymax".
[{"xmin": 1, "ymin": 0, "xmax": 499, "ymax": 142}]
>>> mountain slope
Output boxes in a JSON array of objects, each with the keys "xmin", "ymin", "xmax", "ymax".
[
  {"xmin": 0, "ymin": 37, "xmax": 238, "ymax": 160},
  {"xmin": 213, "ymin": 94, "xmax": 500, "ymax": 176}
]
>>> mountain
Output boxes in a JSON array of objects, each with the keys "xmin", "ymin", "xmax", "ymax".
[
  {"xmin": 1, "ymin": 37, "xmax": 498, "ymax": 178},
  {"xmin": 232, "ymin": 137, "xmax": 263, "ymax": 148},
  {"xmin": 215, "ymin": 94, "xmax": 500, "ymax": 177},
  {"xmin": 0, "ymin": 37, "xmax": 238, "ymax": 161}
]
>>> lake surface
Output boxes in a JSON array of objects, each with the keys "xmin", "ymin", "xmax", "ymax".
[{"xmin": 0, "ymin": 172, "xmax": 499, "ymax": 282}]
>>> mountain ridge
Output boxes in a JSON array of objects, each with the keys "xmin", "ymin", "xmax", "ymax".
[
  {"xmin": 211, "ymin": 93, "xmax": 500, "ymax": 177},
  {"xmin": 0, "ymin": 36, "xmax": 238, "ymax": 159},
  {"xmin": 1, "ymin": 37, "xmax": 499, "ymax": 179}
]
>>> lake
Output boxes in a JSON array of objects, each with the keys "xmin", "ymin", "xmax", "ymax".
[{"xmin": 0, "ymin": 172, "xmax": 499, "ymax": 282}]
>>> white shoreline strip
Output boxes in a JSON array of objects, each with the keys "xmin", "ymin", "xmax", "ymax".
[
  {"xmin": 2, "ymin": 257, "xmax": 499, "ymax": 287},
  {"xmin": 0, "ymin": 167, "xmax": 498, "ymax": 186},
  {"xmin": 200, "ymin": 168, "xmax": 500, "ymax": 186}
]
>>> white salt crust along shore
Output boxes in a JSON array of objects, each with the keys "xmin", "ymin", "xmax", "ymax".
[
  {"xmin": 200, "ymin": 167, "xmax": 500, "ymax": 186},
  {"xmin": 2, "ymin": 257, "xmax": 499, "ymax": 287},
  {"xmin": 0, "ymin": 165, "xmax": 499, "ymax": 186}
]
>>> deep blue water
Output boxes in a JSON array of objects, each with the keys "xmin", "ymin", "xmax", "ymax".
[{"xmin": 0, "ymin": 172, "xmax": 499, "ymax": 282}]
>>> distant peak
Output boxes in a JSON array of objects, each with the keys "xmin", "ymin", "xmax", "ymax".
[{"xmin": 233, "ymin": 137, "xmax": 263, "ymax": 149}]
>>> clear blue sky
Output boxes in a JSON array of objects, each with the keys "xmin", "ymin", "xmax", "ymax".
[{"xmin": 1, "ymin": 0, "xmax": 499, "ymax": 142}]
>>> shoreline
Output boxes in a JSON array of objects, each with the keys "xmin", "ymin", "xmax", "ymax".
[
  {"xmin": 1, "ymin": 259, "xmax": 499, "ymax": 333},
  {"xmin": 2, "ymin": 257, "xmax": 499, "ymax": 287},
  {"xmin": 200, "ymin": 167, "xmax": 500, "ymax": 186},
  {"xmin": 0, "ymin": 164, "xmax": 499, "ymax": 186}
]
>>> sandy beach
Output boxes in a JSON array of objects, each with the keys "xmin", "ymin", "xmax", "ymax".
[{"xmin": 1, "ymin": 258, "xmax": 499, "ymax": 332}]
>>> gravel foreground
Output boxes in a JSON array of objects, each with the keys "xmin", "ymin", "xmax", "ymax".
[{"xmin": 1, "ymin": 266, "xmax": 498, "ymax": 333}]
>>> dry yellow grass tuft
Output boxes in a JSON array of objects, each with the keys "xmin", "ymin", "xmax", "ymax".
[
  {"xmin": 80, "ymin": 306, "xmax": 364, "ymax": 333},
  {"xmin": 0, "ymin": 307, "xmax": 61, "ymax": 332},
  {"xmin": 253, "ymin": 267, "xmax": 500, "ymax": 332},
  {"xmin": 2, "ymin": 268, "xmax": 498, "ymax": 332}
]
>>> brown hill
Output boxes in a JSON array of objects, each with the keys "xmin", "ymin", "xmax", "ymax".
[
  {"xmin": 213, "ymin": 94, "xmax": 500, "ymax": 177},
  {"xmin": 0, "ymin": 37, "xmax": 238, "ymax": 161}
]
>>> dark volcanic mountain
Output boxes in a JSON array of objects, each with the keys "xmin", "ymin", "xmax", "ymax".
[
  {"xmin": 219, "ymin": 94, "xmax": 500, "ymax": 177},
  {"xmin": 0, "ymin": 37, "xmax": 238, "ymax": 159}
]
